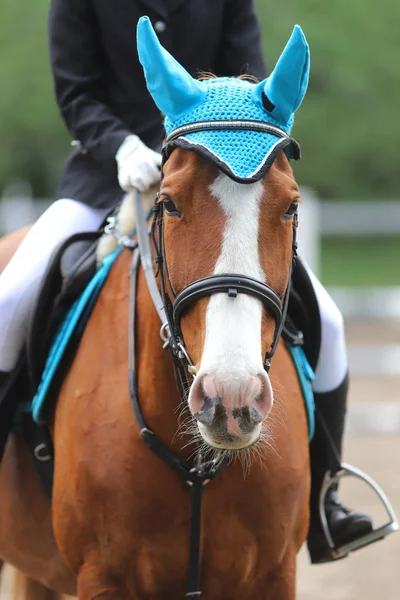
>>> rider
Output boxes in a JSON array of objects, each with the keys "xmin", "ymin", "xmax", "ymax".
[{"xmin": 0, "ymin": 0, "xmax": 373, "ymax": 564}]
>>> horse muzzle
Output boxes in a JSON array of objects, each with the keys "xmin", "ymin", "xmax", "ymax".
[{"xmin": 188, "ymin": 371, "xmax": 273, "ymax": 449}]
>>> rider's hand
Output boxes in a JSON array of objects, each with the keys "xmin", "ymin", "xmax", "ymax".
[{"xmin": 116, "ymin": 134, "xmax": 161, "ymax": 193}]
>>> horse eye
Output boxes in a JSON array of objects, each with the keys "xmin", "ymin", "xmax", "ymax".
[
  {"xmin": 284, "ymin": 201, "xmax": 298, "ymax": 219},
  {"xmin": 163, "ymin": 197, "xmax": 181, "ymax": 217}
]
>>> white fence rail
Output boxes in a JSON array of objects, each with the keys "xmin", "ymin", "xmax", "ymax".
[
  {"xmin": 1, "ymin": 189, "xmax": 400, "ymax": 237},
  {"xmin": 0, "ymin": 197, "xmax": 50, "ymax": 234},
  {"xmin": 321, "ymin": 200, "xmax": 400, "ymax": 235},
  {"xmin": 1, "ymin": 190, "xmax": 399, "ymax": 276}
]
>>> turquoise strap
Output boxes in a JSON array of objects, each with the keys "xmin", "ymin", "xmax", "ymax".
[
  {"xmin": 285, "ymin": 344, "xmax": 315, "ymax": 441},
  {"xmin": 31, "ymin": 247, "xmax": 121, "ymax": 424}
]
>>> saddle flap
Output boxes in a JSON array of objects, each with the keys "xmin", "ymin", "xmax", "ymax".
[{"xmin": 27, "ymin": 231, "xmax": 101, "ymax": 389}]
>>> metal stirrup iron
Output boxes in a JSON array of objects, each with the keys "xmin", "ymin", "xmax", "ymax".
[{"xmin": 319, "ymin": 463, "xmax": 399, "ymax": 559}]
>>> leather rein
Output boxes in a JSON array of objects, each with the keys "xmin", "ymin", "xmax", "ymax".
[{"xmin": 128, "ymin": 120, "xmax": 299, "ymax": 598}]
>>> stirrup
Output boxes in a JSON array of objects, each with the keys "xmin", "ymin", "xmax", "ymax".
[{"xmin": 319, "ymin": 463, "xmax": 399, "ymax": 560}]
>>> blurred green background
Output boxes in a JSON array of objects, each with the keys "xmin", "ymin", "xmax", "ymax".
[
  {"xmin": 257, "ymin": 0, "xmax": 400, "ymax": 199},
  {"xmin": 0, "ymin": 1, "xmax": 399, "ymax": 285}
]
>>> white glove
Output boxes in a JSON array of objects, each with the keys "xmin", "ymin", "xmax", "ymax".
[{"xmin": 116, "ymin": 134, "xmax": 162, "ymax": 193}]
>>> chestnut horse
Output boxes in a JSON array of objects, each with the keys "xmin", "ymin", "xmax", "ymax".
[
  {"xmin": 0, "ymin": 18, "xmax": 312, "ymax": 599},
  {"xmin": 0, "ymin": 148, "xmax": 309, "ymax": 600}
]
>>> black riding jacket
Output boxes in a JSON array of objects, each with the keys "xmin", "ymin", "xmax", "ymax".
[{"xmin": 49, "ymin": 0, "xmax": 266, "ymax": 208}]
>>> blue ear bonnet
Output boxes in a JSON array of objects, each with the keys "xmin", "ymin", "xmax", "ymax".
[
  {"xmin": 137, "ymin": 17, "xmax": 310, "ymax": 183},
  {"xmin": 163, "ymin": 78, "xmax": 299, "ymax": 182}
]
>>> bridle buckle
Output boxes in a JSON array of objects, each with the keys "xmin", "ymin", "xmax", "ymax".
[{"xmin": 160, "ymin": 322, "xmax": 171, "ymax": 348}]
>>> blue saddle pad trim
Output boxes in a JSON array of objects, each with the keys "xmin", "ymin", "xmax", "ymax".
[
  {"xmin": 31, "ymin": 246, "xmax": 122, "ymax": 424},
  {"xmin": 286, "ymin": 343, "xmax": 315, "ymax": 440}
]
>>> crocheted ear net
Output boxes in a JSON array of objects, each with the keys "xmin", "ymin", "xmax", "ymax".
[{"xmin": 164, "ymin": 77, "xmax": 299, "ymax": 183}]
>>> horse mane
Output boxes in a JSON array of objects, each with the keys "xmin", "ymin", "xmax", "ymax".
[{"xmin": 197, "ymin": 71, "xmax": 260, "ymax": 83}]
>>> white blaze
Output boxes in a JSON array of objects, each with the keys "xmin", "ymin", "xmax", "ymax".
[{"xmin": 200, "ymin": 173, "xmax": 265, "ymax": 382}]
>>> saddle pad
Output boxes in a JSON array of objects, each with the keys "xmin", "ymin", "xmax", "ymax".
[{"xmin": 31, "ymin": 245, "xmax": 122, "ymax": 424}]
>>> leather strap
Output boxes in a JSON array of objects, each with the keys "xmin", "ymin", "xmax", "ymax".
[
  {"xmin": 174, "ymin": 274, "xmax": 283, "ymax": 328},
  {"xmin": 132, "ymin": 190, "xmax": 168, "ymax": 327},
  {"xmin": 22, "ymin": 416, "xmax": 54, "ymax": 501}
]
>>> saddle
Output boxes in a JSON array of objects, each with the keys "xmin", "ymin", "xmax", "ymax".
[
  {"xmin": 0, "ymin": 230, "xmax": 102, "ymax": 497},
  {"xmin": 28, "ymin": 231, "xmax": 102, "ymax": 389}
]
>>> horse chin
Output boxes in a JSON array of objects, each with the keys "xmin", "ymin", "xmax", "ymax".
[{"xmin": 197, "ymin": 422, "xmax": 262, "ymax": 451}]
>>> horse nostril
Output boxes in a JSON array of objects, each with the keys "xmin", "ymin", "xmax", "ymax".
[
  {"xmin": 232, "ymin": 406, "xmax": 262, "ymax": 434},
  {"xmin": 193, "ymin": 396, "xmax": 214, "ymax": 426},
  {"xmin": 194, "ymin": 395, "xmax": 228, "ymax": 435}
]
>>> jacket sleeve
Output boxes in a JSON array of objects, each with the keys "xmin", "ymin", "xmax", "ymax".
[
  {"xmin": 49, "ymin": 0, "xmax": 132, "ymax": 164},
  {"xmin": 214, "ymin": 0, "xmax": 267, "ymax": 80}
]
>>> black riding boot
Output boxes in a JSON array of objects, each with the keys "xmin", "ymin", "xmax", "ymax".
[{"xmin": 307, "ymin": 373, "xmax": 373, "ymax": 564}]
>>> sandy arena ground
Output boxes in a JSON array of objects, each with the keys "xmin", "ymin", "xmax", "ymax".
[
  {"xmin": 298, "ymin": 317, "xmax": 400, "ymax": 599},
  {"xmin": 297, "ymin": 434, "xmax": 400, "ymax": 599}
]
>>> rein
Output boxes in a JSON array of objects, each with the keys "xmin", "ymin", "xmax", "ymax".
[{"xmin": 128, "ymin": 121, "xmax": 299, "ymax": 598}]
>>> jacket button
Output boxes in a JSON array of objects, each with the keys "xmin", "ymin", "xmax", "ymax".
[{"xmin": 154, "ymin": 20, "xmax": 167, "ymax": 33}]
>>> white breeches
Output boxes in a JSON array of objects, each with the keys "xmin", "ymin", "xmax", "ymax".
[
  {"xmin": 0, "ymin": 201, "xmax": 348, "ymax": 394},
  {"xmin": 303, "ymin": 262, "xmax": 348, "ymax": 394},
  {"xmin": 0, "ymin": 199, "xmax": 110, "ymax": 372}
]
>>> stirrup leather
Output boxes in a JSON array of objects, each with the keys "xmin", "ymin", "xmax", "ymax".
[{"xmin": 319, "ymin": 463, "xmax": 399, "ymax": 560}]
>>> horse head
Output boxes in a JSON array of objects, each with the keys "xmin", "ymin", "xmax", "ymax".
[{"xmin": 138, "ymin": 16, "xmax": 310, "ymax": 451}]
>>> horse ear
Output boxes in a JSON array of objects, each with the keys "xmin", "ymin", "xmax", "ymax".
[
  {"xmin": 137, "ymin": 16, "xmax": 207, "ymax": 120},
  {"xmin": 252, "ymin": 25, "xmax": 310, "ymax": 125}
]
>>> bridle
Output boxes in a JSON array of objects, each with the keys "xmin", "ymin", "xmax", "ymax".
[
  {"xmin": 152, "ymin": 120, "xmax": 299, "ymax": 385},
  {"xmin": 128, "ymin": 119, "xmax": 300, "ymax": 598},
  {"xmin": 150, "ymin": 197, "xmax": 298, "ymax": 384}
]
